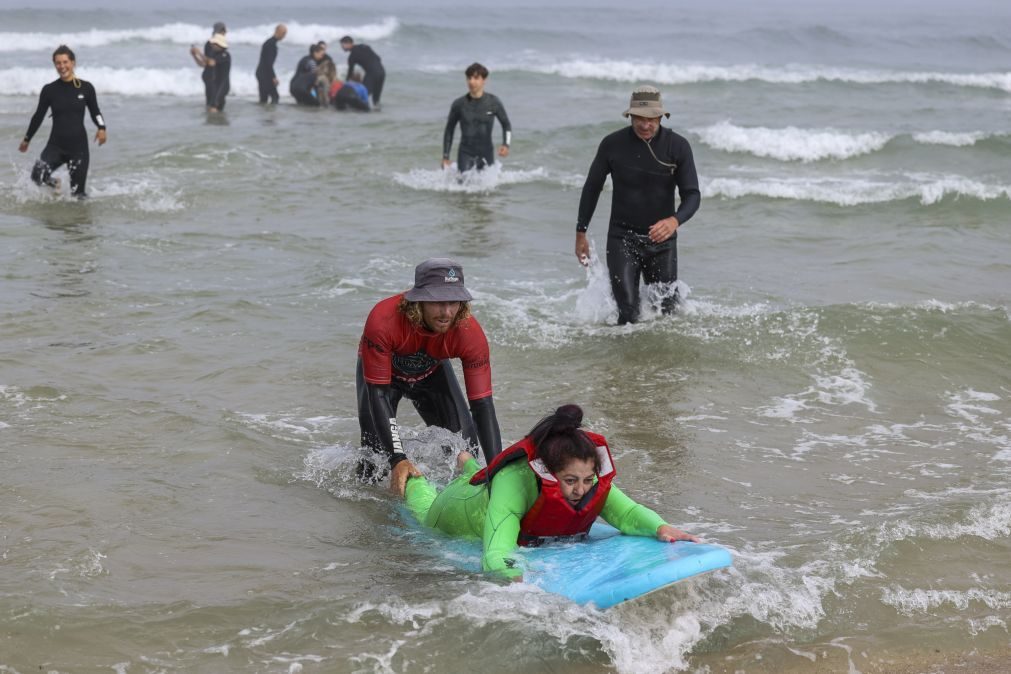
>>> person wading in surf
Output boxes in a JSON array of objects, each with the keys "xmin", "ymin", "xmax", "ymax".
[
  {"xmin": 19, "ymin": 45, "xmax": 107, "ymax": 198},
  {"xmin": 356, "ymin": 258, "xmax": 502, "ymax": 496},
  {"xmin": 575, "ymin": 85, "xmax": 701, "ymax": 324}
]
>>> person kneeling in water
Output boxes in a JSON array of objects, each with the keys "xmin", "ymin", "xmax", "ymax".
[{"xmin": 403, "ymin": 403, "xmax": 698, "ymax": 580}]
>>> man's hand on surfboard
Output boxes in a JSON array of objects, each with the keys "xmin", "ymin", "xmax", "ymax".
[
  {"xmin": 390, "ymin": 459, "xmax": 423, "ymax": 496},
  {"xmin": 656, "ymin": 525, "xmax": 700, "ymax": 543}
]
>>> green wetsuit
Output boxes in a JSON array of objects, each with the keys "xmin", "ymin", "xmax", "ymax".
[{"xmin": 405, "ymin": 457, "xmax": 667, "ymax": 579}]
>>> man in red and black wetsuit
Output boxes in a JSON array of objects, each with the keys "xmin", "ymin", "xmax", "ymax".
[{"xmin": 357, "ymin": 258, "xmax": 502, "ymax": 495}]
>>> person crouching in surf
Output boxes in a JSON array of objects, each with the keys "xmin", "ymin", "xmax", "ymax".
[{"xmin": 356, "ymin": 258, "xmax": 503, "ymax": 495}]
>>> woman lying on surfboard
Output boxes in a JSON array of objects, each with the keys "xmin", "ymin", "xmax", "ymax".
[{"xmin": 404, "ymin": 403, "xmax": 698, "ymax": 579}]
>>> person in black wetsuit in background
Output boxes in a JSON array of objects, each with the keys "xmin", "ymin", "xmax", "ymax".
[
  {"xmin": 442, "ymin": 62, "xmax": 511, "ymax": 172},
  {"xmin": 204, "ymin": 33, "xmax": 230, "ymax": 112},
  {"xmin": 339, "ymin": 36, "xmax": 385, "ymax": 110},
  {"xmin": 576, "ymin": 85, "xmax": 700, "ymax": 325},
  {"xmin": 190, "ymin": 21, "xmax": 226, "ymax": 111},
  {"xmin": 256, "ymin": 24, "xmax": 287, "ymax": 104},
  {"xmin": 18, "ymin": 45, "xmax": 106, "ymax": 199}
]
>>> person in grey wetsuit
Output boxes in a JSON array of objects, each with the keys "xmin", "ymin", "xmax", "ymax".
[{"xmin": 441, "ymin": 62, "xmax": 511, "ymax": 172}]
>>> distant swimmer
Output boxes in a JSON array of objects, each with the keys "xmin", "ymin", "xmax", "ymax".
[
  {"xmin": 442, "ymin": 63, "xmax": 511, "ymax": 172},
  {"xmin": 190, "ymin": 21, "xmax": 227, "ymax": 111},
  {"xmin": 356, "ymin": 258, "xmax": 503, "ymax": 496},
  {"xmin": 331, "ymin": 71, "xmax": 370, "ymax": 112},
  {"xmin": 576, "ymin": 86, "xmax": 701, "ymax": 324},
  {"xmin": 256, "ymin": 24, "xmax": 287, "ymax": 104},
  {"xmin": 339, "ymin": 36, "xmax": 385, "ymax": 109},
  {"xmin": 18, "ymin": 45, "xmax": 106, "ymax": 199}
]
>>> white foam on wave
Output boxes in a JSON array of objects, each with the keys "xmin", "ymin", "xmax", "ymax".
[
  {"xmin": 695, "ymin": 121, "xmax": 891, "ymax": 162},
  {"xmin": 391, "ymin": 164, "xmax": 554, "ymax": 193},
  {"xmin": 877, "ymin": 498, "xmax": 1011, "ymax": 544},
  {"xmin": 343, "ymin": 581, "xmax": 716, "ymax": 674},
  {"xmin": 0, "ymin": 66, "xmax": 264, "ymax": 97},
  {"xmin": 881, "ymin": 586, "xmax": 1011, "ymax": 615},
  {"xmin": 0, "ymin": 18, "xmax": 399, "ymax": 52},
  {"xmin": 705, "ymin": 173, "xmax": 1011, "ymax": 206},
  {"xmin": 503, "ymin": 59, "xmax": 1011, "ymax": 93},
  {"xmin": 944, "ymin": 389, "xmax": 1002, "ymax": 425},
  {"xmin": 913, "ymin": 130, "xmax": 988, "ymax": 146}
]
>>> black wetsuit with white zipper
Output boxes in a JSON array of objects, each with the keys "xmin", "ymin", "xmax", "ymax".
[
  {"xmin": 23, "ymin": 77, "xmax": 105, "ymax": 197},
  {"xmin": 577, "ymin": 125, "xmax": 701, "ymax": 324}
]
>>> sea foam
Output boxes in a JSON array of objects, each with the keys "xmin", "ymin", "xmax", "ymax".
[
  {"xmin": 0, "ymin": 18, "xmax": 398, "ymax": 52},
  {"xmin": 695, "ymin": 121, "xmax": 891, "ymax": 162},
  {"xmin": 705, "ymin": 174, "xmax": 1011, "ymax": 206},
  {"xmin": 513, "ymin": 59, "xmax": 1011, "ymax": 94}
]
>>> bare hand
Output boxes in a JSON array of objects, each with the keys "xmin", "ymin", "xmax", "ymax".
[
  {"xmin": 18, "ymin": 140, "xmax": 29, "ymax": 153},
  {"xmin": 95, "ymin": 129, "xmax": 107, "ymax": 146},
  {"xmin": 648, "ymin": 216, "xmax": 679, "ymax": 244},
  {"xmin": 574, "ymin": 232, "xmax": 590, "ymax": 266},
  {"xmin": 657, "ymin": 524, "xmax": 700, "ymax": 543},
  {"xmin": 497, "ymin": 145, "xmax": 509, "ymax": 158},
  {"xmin": 441, "ymin": 158, "xmax": 452, "ymax": 169},
  {"xmin": 389, "ymin": 459, "xmax": 422, "ymax": 497},
  {"xmin": 272, "ymin": 77, "xmax": 279, "ymax": 86}
]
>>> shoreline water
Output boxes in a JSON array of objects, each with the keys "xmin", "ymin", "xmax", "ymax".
[{"xmin": 2, "ymin": 1, "xmax": 1009, "ymax": 672}]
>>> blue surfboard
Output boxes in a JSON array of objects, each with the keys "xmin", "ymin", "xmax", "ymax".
[
  {"xmin": 523, "ymin": 522, "xmax": 732, "ymax": 609},
  {"xmin": 401, "ymin": 513, "xmax": 732, "ymax": 609}
]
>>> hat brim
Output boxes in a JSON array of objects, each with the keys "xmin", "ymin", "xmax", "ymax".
[
  {"xmin": 404, "ymin": 286, "xmax": 473, "ymax": 302},
  {"xmin": 623, "ymin": 107, "xmax": 669, "ymax": 118}
]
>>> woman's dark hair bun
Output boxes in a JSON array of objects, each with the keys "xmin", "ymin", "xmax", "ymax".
[{"xmin": 553, "ymin": 404, "xmax": 583, "ymax": 431}]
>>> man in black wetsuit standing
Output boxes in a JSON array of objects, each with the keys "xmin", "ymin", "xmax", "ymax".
[
  {"xmin": 19, "ymin": 45, "xmax": 106, "ymax": 199},
  {"xmin": 442, "ymin": 62, "xmax": 511, "ymax": 172},
  {"xmin": 576, "ymin": 85, "xmax": 700, "ymax": 324},
  {"xmin": 256, "ymin": 24, "xmax": 287, "ymax": 104},
  {"xmin": 339, "ymin": 36, "xmax": 385, "ymax": 110}
]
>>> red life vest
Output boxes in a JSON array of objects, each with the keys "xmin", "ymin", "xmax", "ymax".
[{"xmin": 470, "ymin": 431, "xmax": 616, "ymax": 546}]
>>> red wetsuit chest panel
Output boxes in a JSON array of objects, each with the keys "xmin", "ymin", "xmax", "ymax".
[{"xmin": 358, "ymin": 294, "xmax": 492, "ymax": 398}]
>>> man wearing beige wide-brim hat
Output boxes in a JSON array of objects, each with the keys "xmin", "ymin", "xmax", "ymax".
[{"xmin": 575, "ymin": 85, "xmax": 701, "ymax": 324}]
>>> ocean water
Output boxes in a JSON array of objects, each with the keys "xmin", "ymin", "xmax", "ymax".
[{"xmin": 1, "ymin": 1, "xmax": 1009, "ymax": 672}]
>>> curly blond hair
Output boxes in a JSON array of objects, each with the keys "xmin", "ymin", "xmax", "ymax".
[{"xmin": 397, "ymin": 297, "xmax": 472, "ymax": 329}]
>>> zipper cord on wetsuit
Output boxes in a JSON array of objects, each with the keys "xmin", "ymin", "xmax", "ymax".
[{"xmin": 641, "ymin": 135, "xmax": 677, "ymax": 172}]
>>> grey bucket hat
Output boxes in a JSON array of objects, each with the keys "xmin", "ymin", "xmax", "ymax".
[
  {"xmin": 404, "ymin": 258, "xmax": 473, "ymax": 302},
  {"xmin": 622, "ymin": 85, "xmax": 670, "ymax": 118}
]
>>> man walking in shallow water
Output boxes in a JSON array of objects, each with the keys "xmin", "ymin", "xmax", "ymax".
[
  {"xmin": 442, "ymin": 62, "xmax": 511, "ymax": 172},
  {"xmin": 576, "ymin": 85, "xmax": 701, "ymax": 324}
]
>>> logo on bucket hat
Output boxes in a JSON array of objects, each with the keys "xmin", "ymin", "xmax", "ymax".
[
  {"xmin": 622, "ymin": 85, "xmax": 669, "ymax": 119},
  {"xmin": 404, "ymin": 258, "xmax": 473, "ymax": 302}
]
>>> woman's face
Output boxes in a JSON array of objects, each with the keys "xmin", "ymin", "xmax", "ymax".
[
  {"xmin": 53, "ymin": 53, "xmax": 75, "ymax": 81},
  {"xmin": 556, "ymin": 457, "xmax": 596, "ymax": 508}
]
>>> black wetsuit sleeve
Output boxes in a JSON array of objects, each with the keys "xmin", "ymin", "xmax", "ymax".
[
  {"xmin": 495, "ymin": 98, "xmax": 511, "ymax": 146},
  {"xmin": 443, "ymin": 100, "xmax": 461, "ymax": 159},
  {"xmin": 576, "ymin": 139, "xmax": 611, "ymax": 232},
  {"xmin": 362, "ymin": 382, "xmax": 409, "ymax": 468},
  {"xmin": 84, "ymin": 82, "xmax": 105, "ymax": 130},
  {"xmin": 24, "ymin": 84, "xmax": 51, "ymax": 143},
  {"xmin": 469, "ymin": 395, "xmax": 502, "ymax": 463},
  {"xmin": 673, "ymin": 138, "xmax": 701, "ymax": 225},
  {"xmin": 346, "ymin": 49, "xmax": 359, "ymax": 80}
]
